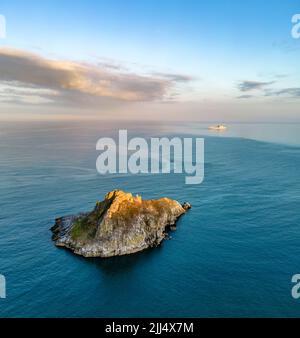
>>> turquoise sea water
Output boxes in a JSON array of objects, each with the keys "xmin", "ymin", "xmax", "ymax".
[{"xmin": 0, "ymin": 121, "xmax": 300, "ymax": 318}]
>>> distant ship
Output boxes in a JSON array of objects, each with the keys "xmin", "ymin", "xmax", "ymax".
[{"xmin": 209, "ymin": 124, "xmax": 228, "ymax": 131}]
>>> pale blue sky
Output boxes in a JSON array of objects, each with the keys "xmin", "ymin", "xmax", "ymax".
[{"xmin": 0, "ymin": 0, "xmax": 299, "ymax": 121}]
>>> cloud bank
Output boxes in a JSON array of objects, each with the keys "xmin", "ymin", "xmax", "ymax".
[
  {"xmin": 0, "ymin": 48, "xmax": 192, "ymax": 105},
  {"xmin": 237, "ymin": 79, "xmax": 300, "ymax": 100},
  {"xmin": 238, "ymin": 80, "xmax": 275, "ymax": 92}
]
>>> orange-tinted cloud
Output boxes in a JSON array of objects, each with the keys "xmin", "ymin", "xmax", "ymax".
[{"xmin": 0, "ymin": 48, "xmax": 192, "ymax": 105}]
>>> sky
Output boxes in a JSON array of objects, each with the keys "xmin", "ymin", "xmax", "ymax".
[{"xmin": 0, "ymin": 0, "xmax": 299, "ymax": 121}]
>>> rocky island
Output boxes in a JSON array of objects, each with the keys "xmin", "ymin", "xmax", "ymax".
[{"xmin": 51, "ymin": 190, "xmax": 191, "ymax": 258}]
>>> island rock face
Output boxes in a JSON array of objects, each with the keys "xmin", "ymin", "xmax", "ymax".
[{"xmin": 51, "ymin": 190, "xmax": 191, "ymax": 258}]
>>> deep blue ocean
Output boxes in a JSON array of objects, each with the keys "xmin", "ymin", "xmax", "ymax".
[{"xmin": 1, "ymin": 121, "xmax": 300, "ymax": 317}]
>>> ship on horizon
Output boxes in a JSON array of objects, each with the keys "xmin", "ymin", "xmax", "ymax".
[{"xmin": 209, "ymin": 124, "xmax": 228, "ymax": 131}]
